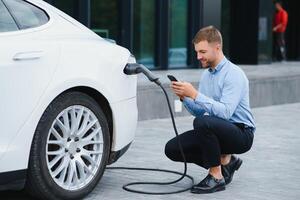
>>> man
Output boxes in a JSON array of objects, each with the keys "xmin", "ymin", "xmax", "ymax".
[
  {"xmin": 165, "ymin": 26, "xmax": 255, "ymax": 194},
  {"xmin": 273, "ymin": 1, "xmax": 288, "ymax": 61}
]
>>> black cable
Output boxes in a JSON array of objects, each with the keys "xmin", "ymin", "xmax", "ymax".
[{"xmin": 107, "ymin": 82, "xmax": 194, "ymax": 195}]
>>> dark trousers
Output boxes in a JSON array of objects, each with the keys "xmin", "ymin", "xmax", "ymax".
[
  {"xmin": 165, "ymin": 116, "xmax": 254, "ymax": 169},
  {"xmin": 273, "ymin": 32, "xmax": 287, "ymax": 61}
]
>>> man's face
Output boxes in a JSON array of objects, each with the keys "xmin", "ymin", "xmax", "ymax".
[
  {"xmin": 194, "ymin": 40, "xmax": 219, "ymax": 68},
  {"xmin": 275, "ymin": 3, "xmax": 281, "ymax": 11}
]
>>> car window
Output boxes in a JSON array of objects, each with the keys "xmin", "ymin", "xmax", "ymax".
[
  {"xmin": 3, "ymin": 0, "xmax": 49, "ymax": 30},
  {"xmin": 0, "ymin": 0, "xmax": 19, "ymax": 32}
]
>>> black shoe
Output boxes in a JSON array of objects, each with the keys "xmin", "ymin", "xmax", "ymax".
[
  {"xmin": 190, "ymin": 174, "xmax": 226, "ymax": 194},
  {"xmin": 221, "ymin": 155, "xmax": 243, "ymax": 185}
]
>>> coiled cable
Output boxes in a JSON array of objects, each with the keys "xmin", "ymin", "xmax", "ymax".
[{"xmin": 107, "ymin": 83, "xmax": 194, "ymax": 195}]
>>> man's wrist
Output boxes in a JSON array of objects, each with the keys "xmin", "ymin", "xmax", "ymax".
[{"xmin": 191, "ymin": 91, "xmax": 198, "ymax": 100}]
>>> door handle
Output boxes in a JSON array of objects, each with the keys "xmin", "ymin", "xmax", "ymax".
[{"xmin": 13, "ymin": 51, "xmax": 44, "ymax": 61}]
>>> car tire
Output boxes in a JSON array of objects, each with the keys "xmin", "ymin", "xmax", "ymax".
[{"xmin": 26, "ymin": 91, "xmax": 110, "ymax": 200}]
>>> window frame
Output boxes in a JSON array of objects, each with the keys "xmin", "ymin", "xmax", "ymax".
[
  {"xmin": 0, "ymin": 0, "xmax": 20, "ymax": 32},
  {"xmin": 3, "ymin": 0, "xmax": 50, "ymax": 31},
  {"xmin": 0, "ymin": 0, "xmax": 53, "ymax": 36}
]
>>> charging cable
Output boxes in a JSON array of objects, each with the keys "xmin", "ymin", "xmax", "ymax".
[{"xmin": 105, "ymin": 64, "xmax": 194, "ymax": 195}]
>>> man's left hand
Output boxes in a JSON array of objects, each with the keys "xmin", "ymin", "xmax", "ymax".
[{"xmin": 171, "ymin": 81, "xmax": 198, "ymax": 100}]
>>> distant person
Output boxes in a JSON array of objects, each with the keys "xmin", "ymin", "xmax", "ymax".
[
  {"xmin": 273, "ymin": 1, "xmax": 288, "ymax": 61},
  {"xmin": 165, "ymin": 26, "xmax": 255, "ymax": 194}
]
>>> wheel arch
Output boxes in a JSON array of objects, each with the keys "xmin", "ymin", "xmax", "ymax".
[{"xmin": 64, "ymin": 86, "xmax": 114, "ymax": 150}]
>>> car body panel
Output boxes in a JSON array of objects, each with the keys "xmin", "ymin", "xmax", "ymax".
[
  {"xmin": 0, "ymin": 0, "xmax": 137, "ymax": 176},
  {"xmin": 0, "ymin": 34, "xmax": 60, "ymax": 161}
]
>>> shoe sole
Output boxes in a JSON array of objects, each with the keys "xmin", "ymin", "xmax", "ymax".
[{"xmin": 191, "ymin": 185, "xmax": 226, "ymax": 194}]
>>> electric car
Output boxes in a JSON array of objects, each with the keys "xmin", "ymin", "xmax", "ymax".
[{"xmin": 0, "ymin": 0, "xmax": 137, "ymax": 199}]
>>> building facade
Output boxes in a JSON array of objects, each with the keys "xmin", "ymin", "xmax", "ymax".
[{"xmin": 45, "ymin": 0, "xmax": 300, "ymax": 69}]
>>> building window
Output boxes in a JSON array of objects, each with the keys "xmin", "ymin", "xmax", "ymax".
[
  {"xmin": 169, "ymin": 0, "xmax": 188, "ymax": 68},
  {"xmin": 90, "ymin": 0, "xmax": 118, "ymax": 41},
  {"xmin": 51, "ymin": 0, "xmax": 76, "ymax": 17},
  {"xmin": 221, "ymin": 0, "xmax": 231, "ymax": 58},
  {"xmin": 133, "ymin": 0, "xmax": 155, "ymax": 68}
]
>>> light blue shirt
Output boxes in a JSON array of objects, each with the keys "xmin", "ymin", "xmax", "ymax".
[{"xmin": 183, "ymin": 57, "xmax": 255, "ymax": 129}]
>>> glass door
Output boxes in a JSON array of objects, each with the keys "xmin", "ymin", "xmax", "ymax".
[
  {"xmin": 133, "ymin": 0, "xmax": 155, "ymax": 68},
  {"xmin": 169, "ymin": 0, "xmax": 188, "ymax": 68},
  {"xmin": 50, "ymin": 0, "xmax": 76, "ymax": 17},
  {"xmin": 90, "ymin": 0, "xmax": 118, "ymax": 41}
]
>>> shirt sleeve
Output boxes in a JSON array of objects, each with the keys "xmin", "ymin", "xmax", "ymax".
[
  {"xmin": 194, "ymin": 69, "xmax": 245, "ymax": 120},
  {"xmin": 182, "ymin": 97, "xmax": 206, "ymax": 117},
  {"xmin": 282, "ymin": 11, "xmax": 288, "ymax": 28}
]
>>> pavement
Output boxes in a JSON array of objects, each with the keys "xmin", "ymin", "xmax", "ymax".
[{"xmin": 2, "ymin": 102, "xmax": 300, "ymax": 200}]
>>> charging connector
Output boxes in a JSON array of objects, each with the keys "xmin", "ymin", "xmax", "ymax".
[{"xmin": 124, "ymin": 63, "xmax": 161, "ymax": 85}]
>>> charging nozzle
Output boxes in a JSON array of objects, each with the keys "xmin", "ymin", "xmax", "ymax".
[{"xmin": 124, "ymin": 63, "xmax": 161, "ymax": 85}]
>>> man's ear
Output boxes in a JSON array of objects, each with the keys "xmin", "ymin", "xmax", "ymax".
[{"xmin": 216, "ymin": 43, "xmax": 221, "ymax": 51}]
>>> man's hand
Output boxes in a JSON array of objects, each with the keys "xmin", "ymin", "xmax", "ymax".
[
  {"xmin": 171, "ymin": 81, "xmax": 198, "ymax": 100},
  {"xmin": 273, "ymin": 24, "xmax": 282, "ymax": 32}
]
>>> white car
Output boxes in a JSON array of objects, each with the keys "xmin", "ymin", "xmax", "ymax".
[{"xmin": 0, "ymin": 0, "xmax": 137, "ymax": 199}]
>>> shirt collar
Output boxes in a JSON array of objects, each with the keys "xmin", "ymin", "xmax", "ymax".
[{"xmin": 208, "ymin": 57, "xmax": 227, "ymax": 74}]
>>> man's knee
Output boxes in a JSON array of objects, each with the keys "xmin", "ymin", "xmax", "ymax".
[
  {"xmin": 193, "ymin": 116, "xmax": 211, "ymax": 130},
  {"xmin": 164, "ymin": 138, "xmax": 180, "ymax": 161}
]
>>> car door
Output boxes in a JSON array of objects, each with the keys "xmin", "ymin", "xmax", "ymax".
[{"xmin": 0, "ymin": 0, "xmax": 60, "ymax": 160}]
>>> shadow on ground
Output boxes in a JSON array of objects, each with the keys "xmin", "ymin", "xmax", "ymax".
[{"xmin": 0, "ymin": 190, "xmax": 34, "ymax": 200}]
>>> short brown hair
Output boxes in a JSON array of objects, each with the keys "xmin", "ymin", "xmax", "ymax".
[{"xmin": 192, "ymin": 26, "xmax": 223, "ymax": 46}]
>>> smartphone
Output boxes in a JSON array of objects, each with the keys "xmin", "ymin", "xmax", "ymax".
[{"xmin": 167, "ymin": 75, "xmax": 178, "ymax": 82}]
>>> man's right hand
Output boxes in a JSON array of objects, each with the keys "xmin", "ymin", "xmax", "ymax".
[
  {"xmin": 171, "ymin": 81, "xmax": 198, "ymax": 100},
  {"xmin": 170, "ymin": 82, "xmax": 184, "ymax": 101}
]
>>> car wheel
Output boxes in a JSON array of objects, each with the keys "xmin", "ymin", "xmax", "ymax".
[{"xmin": 26, "ymin": 91, "xmax": 110, "ymax": 200}]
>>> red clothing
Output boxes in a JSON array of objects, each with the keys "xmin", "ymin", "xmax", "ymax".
[{"xmin": 273, "ymin": 8, "xmax": 288, "ymax": 32}]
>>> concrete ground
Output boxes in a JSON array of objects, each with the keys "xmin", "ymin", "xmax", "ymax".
[{"xmin": 3, "ymin": 102, "xmax": 300, "ymax": 200}]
